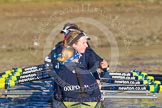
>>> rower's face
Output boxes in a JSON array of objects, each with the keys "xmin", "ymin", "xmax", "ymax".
[{"xmin": 72, "ymin": 36, "xmax": 88, "ymax": 53}]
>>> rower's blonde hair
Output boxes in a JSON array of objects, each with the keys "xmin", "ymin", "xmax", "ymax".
[
  {"xmin": 64, "ymin": 32, "xmax": 80, "ymax": 47},
  {"xmin": 57, "ymin": 47, "xmax": 75, "ymax": 62}
]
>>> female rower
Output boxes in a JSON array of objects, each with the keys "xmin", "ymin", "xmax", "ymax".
[
  {"xmin": 44, "ymin": 23, "xmax": 108, "ymax": 73},
  {"xmin": 52, "ymin": 31, "xmax": 107, "ymax": 108}
]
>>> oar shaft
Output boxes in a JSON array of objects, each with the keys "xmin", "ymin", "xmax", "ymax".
[
  {"xmin": 0, "ymin": 64, "xmax": 51, "ymax": 79},
  {"xmin": 101, "ymin": 78, "xmax": 153, "ymax": 85},
  {"xmin": 0, "ymin": 71, "xmax": 50, "ymax": 89},
  {"xmin": 102, "ymin": 85, "xmax": 147, "ymax": 91},
  {"xmin": 14, "ymin": 64, "xmax": 47, "ymax": 75},
  {"xmin": 108, "ymin": 72, "xmax": 162, "ymax": 78},
  {"xmin": 101, "ymin": 85, "xmax": 162, "ymax": 93},
  {"xmin": 0, "ymin": 64, "xmax": 53, "ymax": 88},
  {"xmin": 101, "ymin": 77, "xmax": 162, "ymax": 86},
  {"xmin": 16, "ymin": 72, "xmax": 50, "ymax": 83},
  {"xmin": 108, "ymin": 75, "xmax": 162, "ymax": 81}
]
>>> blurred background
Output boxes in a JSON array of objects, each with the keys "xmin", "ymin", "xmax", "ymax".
[
  {"xmin": 0, "ymin": 0, "xmax": 162, "ymax": 107},
  {"xmin": 0, "ymin": 0, "xmax": 162, "ymax": 72}
]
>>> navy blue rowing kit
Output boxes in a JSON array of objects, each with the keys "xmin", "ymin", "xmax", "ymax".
[
  {"xmin": 45, "ymin": 41, "xmax": 103, "ymax": 79},
  {"xmin": 45, "ymin": 41, "xmax": 103, "ymax": 102},
  {"xmin": 54, "ymin": 62, "xmax": 101, "ymax": 102}
]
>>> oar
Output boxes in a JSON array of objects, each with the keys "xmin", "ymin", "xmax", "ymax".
[
  {"xmin": 1, "ymin": 72, "xmax": 159, "ymax": 92},
  {"xmin": 13, "ymin": 71, "xmax": 50, "ymax": 83},
  {"xmin": 101, "ymin": 84, "xmax": 162, "ymax": 93},
  {"xmin": 103, "ymin": 70, "xmax": 162, "ymax": 82},
  {"xmin": 1, "ymin": 70, "xmax": 161, "ymax": 88},
  {"xmin": 0, "ymin": 64, "xmax": 51, "ymax": 79},
  {"xmin": 100, "ymin": 78, "xmax": 162, "ymax": 85},
  {"xmin": 8, "ymin": 69, "xmax": 161, "ymax": 88},
  {"xmin": 0, "ymin": 64, "xmax": 52, "ymax": 86},
  {"xmin": 108, "ymin": 70, "xmax": 162, "ymax": 78},
  {"xmin": 0, "ymin": 64, "xmax": 43, "ymax": 78},
  {"xmin": 107, "ymin": 75, "xmax": 162, "ymax": 81},
  {"xmin": 10, "ymin": 64, "xmax": 49, "ymax": 76},
  {"xmin": 0, "ymin": 69, "xmax": 65, "ymax": 89},
  {"xmin": 0, "ymin": 71, "xmax": 50, "ymax": 89},
  {"xmin": 4, "ymin": 71, "xmax": 161, "ymax": 89}
]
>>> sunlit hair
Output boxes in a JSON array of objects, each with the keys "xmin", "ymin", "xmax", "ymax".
[
  {"xmin": 57, "ymin": 47, "xmax": 75, "ymax": 62},
  {"xmin": 63, "ymin": 31, "xmax": 80, "ymax": 47},
  {"xmin": 64, "ymin": 32, "xmax": 86, "ymax": 47}
]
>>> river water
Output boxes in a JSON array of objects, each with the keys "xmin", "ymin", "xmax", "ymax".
[{"xmin": 1, "ymin": 98, "xmax": 161, "ymax": 108}]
